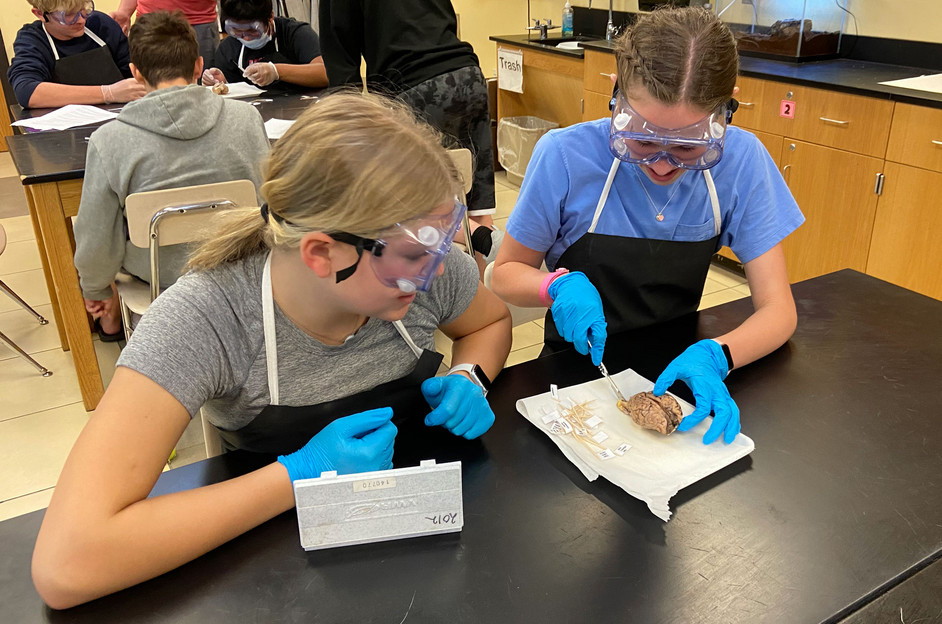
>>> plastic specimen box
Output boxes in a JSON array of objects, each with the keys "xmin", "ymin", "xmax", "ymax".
[{"xmin": 293, "ymin": 460, "xmax": 463, "ymax": 551}]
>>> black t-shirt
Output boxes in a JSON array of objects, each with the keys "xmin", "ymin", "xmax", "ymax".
[
  {"xmin": 216, "ymin": 17, "xmax": 320, "ymax": 92},
  {"xmin": 318, "ymin": 0, "xmax": 479, "ymax": 94}
]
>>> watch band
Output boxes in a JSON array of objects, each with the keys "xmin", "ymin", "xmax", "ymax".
[
  {"xmin": 447, "ymin": 363, "xmax": 490, "ymax": 396},
  {"xmin": 720, "ymin": 343, "xmax": 734, "ymax": 374}
]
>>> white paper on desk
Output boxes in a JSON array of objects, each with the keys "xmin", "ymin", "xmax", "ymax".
[
  {"xmin": 11, "ymin": 104, "xmax": 118, "ymax": 131},
  {"xmin": 205, "ymin": 82, "xmax": 266, "ymax": 98},
  {"xmin": 264, "ymin": 118, "xmax": 297, "ymax": 140},
  {"xmin": 878, "ymin": 73, "xmax": 942, "ymax": 95},
  {"xmin": 516, "ymin": 368, "xmax": 755, "ymax": 521}
]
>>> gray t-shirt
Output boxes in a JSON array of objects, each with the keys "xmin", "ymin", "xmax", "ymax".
[{"xmin": 117, "ymin": 247, "xmax": 479, "ymax": 431}]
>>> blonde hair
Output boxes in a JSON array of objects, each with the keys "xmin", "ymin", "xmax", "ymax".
[
  {"xmin": 615, "ymin": 7, "xmax": 739, "ymax": 112},
  {"xmin": 188, "ymin": 92, "xmax": 463, "ymax": 271},
  {"xmin": 29, "ymin": 0, "xmax": 87, "ymax": 12}
]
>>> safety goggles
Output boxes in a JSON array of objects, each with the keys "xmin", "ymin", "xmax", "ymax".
[
  {"xmin": 329, "ymin": 199, "xmax": 467, "ymax": 293},
  {"xmin": 44, "ymin": 0, "xmax": 94, "ymax": 26},
  {"xmin": 224, "ymin": 19, "xmax": 267, "ymax": 40},
  {"xmin": 608, "ymin": 90, "xmax": 733, "ymax": 170}
]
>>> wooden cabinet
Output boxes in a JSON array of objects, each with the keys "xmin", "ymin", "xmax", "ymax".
[
  {"xmin": 732, "ymin": 75, "xmax": 895, "ymax": 284},
  {"xmin": 496, "ymin": 46, "xmax": 584, "ymax": 128},
  {"xmin": 779, "ymin": 140, "xmax": 883, "ymax": 282},
  {"xmin": 582, "ymin": 49, "xmax": 616, "ymax": 122},
  {"xmin": 885, "ymin": 102, "xmax": 942, "ymax": 174},
  {"xmin": 867, "ymin": 163, "xmax": 942, "ymax": 300}
]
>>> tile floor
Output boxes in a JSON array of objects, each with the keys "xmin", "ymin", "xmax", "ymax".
[{"xmin": 0, "ymin": 158, "xmax": 750, "ymax": 522}]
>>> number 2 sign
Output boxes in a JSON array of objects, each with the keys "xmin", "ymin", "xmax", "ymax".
[{"xmin": 780, "ymin": 100, "xmax": 796, "ymax": 119}]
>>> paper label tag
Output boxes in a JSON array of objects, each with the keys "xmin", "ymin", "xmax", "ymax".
[
  {"xmin": 550, "ymin": 384, "xmax": 559, "ymax": 400},
  {"xmin": 541, "ymin": 410, "xmax": 560, "ymax": 424},
  {"xmin": 597, "ymin": 449, "xmax": 616, "ymax": 460},
  {"xmin": 353, "ymin": 477, "xmax": 396, "ymax": 492},
  {"xmin": 497, "ymin": 48, "xmax": 524, "ymax": 94},
  {"xmin": 576, "ymin": 428, "xmax": 588, "ymax": 436},
  {"xmin": 557, "ymin": 418, "xmax": 574, "ymax": 434},
  {"xmin": 780, "ymin": 99, "xmax": 796, "ymax": 118},
  {"xmin": 585, "ymin": 415, "xmax": 603, "ymax": 428},
  {"xmin": 613, "ymin": 443, "xmax": 631, "ymax": 456},
  {"xmin": 592, "ymin": 431, "xmax": 609, "ymax": 444}
]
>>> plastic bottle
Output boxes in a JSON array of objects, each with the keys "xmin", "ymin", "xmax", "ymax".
[{"xmin": 562, "ymin": 1, "xmax": 574, "ymax": 37}]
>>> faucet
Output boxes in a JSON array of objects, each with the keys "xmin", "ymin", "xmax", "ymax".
[
  {"xmin": 527, "ymin": 18, "xmax": 561, "ymax": 41},
  {"xmin": 606, "ymin": 0, "xmax": 616, "ymax": 41}
]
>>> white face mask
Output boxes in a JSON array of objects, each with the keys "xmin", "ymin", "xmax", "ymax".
[{"xmin": 239, "ymin": 30, "xmax": 271, "ymax": 50}]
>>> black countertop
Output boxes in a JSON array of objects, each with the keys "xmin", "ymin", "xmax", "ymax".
[
  {"xmin": 0, "ymin": 270, "xmax": 940, "ymax": 623},
  {"xmin": 490, "ymin": 33, "xmax": 590, "ymax": 59},
  {"xmin": 4, "ymin": 91, "xmax": 321, "ymax": 185},
  {"xmin": 495, "ymin": 34, "xmax": 942, "ymax": 110}
]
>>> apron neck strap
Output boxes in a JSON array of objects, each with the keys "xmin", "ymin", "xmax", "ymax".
[
  {"xmin": 261, "ymin": 252, "xmax": 422, "ymax": 404},
  {"xmin": 237, "ymin": 22, "xmax": 279, "ymax": 70},
  {"xmin": 591, "ymin": 159, "xmax": 722, "ymax": 236},
  {"xmin": 44, "ymin": 26, "xmax": 107, "ymax": 61}
]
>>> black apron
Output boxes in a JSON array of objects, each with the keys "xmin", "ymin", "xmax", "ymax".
[
  {"xmin": 216, "ymin": 253, "xmax": 449, "ymax": 458},
  {"xmin": 44, "ymin": 26, "xmax": 123, "ymax": 86},
  {"xmin": 544, "ymin": 159, "xmax": 722, "ymax": 354}
]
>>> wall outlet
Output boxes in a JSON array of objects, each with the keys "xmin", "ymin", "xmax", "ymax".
[{"xmin": 741, "ymin": 0, "xmax": 754, "ymax": 5}]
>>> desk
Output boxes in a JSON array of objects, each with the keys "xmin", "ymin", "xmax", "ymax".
[
  {"xmin": 0, "ymin": 270, "xmax": 939, "ymax": 622},
  {"xmin": 4, "ymin": 92, "xmax": 318, "ymax": 410}
]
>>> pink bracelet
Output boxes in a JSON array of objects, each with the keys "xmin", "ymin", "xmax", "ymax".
[{"xmin": 539, "ymin": 268, "xmax": 569, "ymax": 307}]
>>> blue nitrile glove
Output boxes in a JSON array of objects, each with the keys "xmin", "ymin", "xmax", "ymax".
[
  {"xmin": 421, "ymin": 375, "xmax": 495, "ymax": 439},
  {"xmin": 277, "ymin": 408, "xmax": 397, "ymax": 482},
  {"xmin": 547, "ymin": 271, "xmax": 607, "ymax": 366},
  {"xmin": 653, "ymin": 339, "xmax": 741, "ymax": 445}
]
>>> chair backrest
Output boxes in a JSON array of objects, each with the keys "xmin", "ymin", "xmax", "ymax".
[
  {"xmin": 125, "ymin": 179, "xmax": 258, "ymax": 248},
  {"xmin": 124, "ymin": 179, "xmax": 258, "ymax": 300},
  {"xmin": 445, "ymin": 148, "xmax": 476, "ymax": 259}
]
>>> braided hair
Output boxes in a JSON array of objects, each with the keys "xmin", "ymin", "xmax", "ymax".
[{"xmin": 615, "ymin": 7, "xmax": 739, "ymax": 113}]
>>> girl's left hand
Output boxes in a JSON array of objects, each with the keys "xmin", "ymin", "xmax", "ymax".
[
  {"xmin": 653, "ymin": 339, "xmax": 741, "ymax": 445},
  {"xmin": 421, "ymin": 375, "xmax": 495, "ymax": 439}
]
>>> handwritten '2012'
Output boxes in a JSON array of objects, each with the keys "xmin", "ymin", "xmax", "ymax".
[{"xmin": 425, "ymin": 513, "xmax": 458, "ymax": 525}]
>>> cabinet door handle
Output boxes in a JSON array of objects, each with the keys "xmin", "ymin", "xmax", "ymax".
[
  {"xmin": 819, "ymin": 116, "xmax": 850, "ymax": 126},
  {"xmin": 932, "ymin": 140, "xmax": 942, "ymax": 146},
  {"xmin": 738, "ymin": 102, "xmax": 755, "ymax": 108},
  {"xmin": 782, "ymin": 164, "xmax": 792, "ymax": 184},
  {"xmin": 599, "ymin": 72, "xmax": 615, "ymax": 79}
]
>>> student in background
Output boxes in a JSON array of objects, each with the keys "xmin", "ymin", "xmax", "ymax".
[
  {"xmin": 318, "ymin": 0, "xmax": 500, "ymax": 263},
  {"xmin": 9, "ymin": 0, "xmax": 145, "ymax": 108},
  {"xmin": 492, "ymin": 8, "xmax": 804, "ymax": 445},
  {"xmin": 110, "ymin": 0, "xmax": 221, "ymax": 70},
  {"xmin": 33, "ymin": 93, "xmax": 510, "ymax": 609},
  {"xmin": 73, "ymin": 10, "xmax": 269, "ymax": 340},
  {"xmin": 201, "ymin": 0, "xmax": 327, "ymax": 91}
]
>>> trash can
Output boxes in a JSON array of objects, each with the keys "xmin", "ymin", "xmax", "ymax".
[{"xmin": 497, "ymin": 116, "xmax": 559, "ymax": 187}]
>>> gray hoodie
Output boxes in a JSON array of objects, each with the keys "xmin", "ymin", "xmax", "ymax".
[{"xmin": 74, "ymin": 84, "xmax": 269, "ymax": 301}]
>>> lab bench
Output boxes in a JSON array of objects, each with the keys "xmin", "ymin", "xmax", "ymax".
[{"xmin": 0, "ymin": 269, "xmax": 940, "ymax": 621}]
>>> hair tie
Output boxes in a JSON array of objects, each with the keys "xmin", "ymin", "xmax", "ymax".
[{"xmin": 260, "ymin": 203, "xmax": 270, "ymax": 224}]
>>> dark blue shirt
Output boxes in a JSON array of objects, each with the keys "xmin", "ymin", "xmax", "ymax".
[{"xmin": 8, "ymin": 11, "xmax": 132, "ymax": 107}]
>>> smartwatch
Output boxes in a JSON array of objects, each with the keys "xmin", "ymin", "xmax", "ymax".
[{"xmin": 447, "ymin": 363, "xmax": 491, "ymax": 397}]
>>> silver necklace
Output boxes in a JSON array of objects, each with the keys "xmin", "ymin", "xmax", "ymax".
[{"xmin": 634, "ymin": 166, "xmax": 682, "ymax": 222}]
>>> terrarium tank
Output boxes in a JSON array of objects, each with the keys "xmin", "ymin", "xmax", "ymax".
[{"xmin": 714, "ymin": 0, "xmax": 846, "ymax": 61}]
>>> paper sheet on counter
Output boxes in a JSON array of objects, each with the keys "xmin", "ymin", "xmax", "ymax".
[
  {"xmin": 205, "ymin": 82, "xmax": 266, "ymax": 98},
  {"xmin": 11, "ymin": 104, "xmax": 118, "ymax": 131},
  {"xmin": 264, "ymin": 118, "xmax": 297, "ymax": 140},
  {"xmin": 516, "ymin": 368, "xmax": 755, "ymax": 521},
  {"xmin": 878, "ymin": 73, "xmax": 942, "ymax": 95}
]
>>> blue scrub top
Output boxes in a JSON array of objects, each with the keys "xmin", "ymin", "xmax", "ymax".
[{"xmin": 506, "ymin": 119, "xmax": 805, "ymax": 271}]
